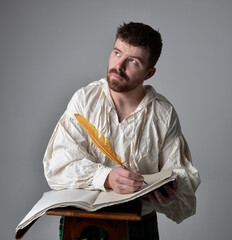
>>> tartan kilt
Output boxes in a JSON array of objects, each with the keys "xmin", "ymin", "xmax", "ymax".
[{"xmin": 59, "ymin": 211, "xmax": 159, "ymax": 240}]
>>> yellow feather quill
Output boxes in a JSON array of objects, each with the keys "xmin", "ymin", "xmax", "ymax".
[{"xmin": 74, "ymin": 114, "xmax": 126, "ymax": 167}]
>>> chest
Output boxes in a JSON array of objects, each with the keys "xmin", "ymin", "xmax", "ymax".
[
  {"xmin": 114, "ymin": 104, "xmax": 140, "ymax": 123},
  {"xmin": 87, "ymin": 105, "xmax": 164, "ymax": 174}
]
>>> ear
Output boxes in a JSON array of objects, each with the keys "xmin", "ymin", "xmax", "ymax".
[{"xmin": 144, "ymin": 67, "xmax": 156, "ymax": 81}]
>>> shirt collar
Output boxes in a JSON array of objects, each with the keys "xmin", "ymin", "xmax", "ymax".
[{"xmin": 100, "ymin": 78, "xmax": 168, "ymax": 111}]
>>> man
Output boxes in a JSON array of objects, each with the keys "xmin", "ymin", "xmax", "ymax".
[{"xmin": 43, "ymin": 22, "xmax": 200, "ymax": 239}]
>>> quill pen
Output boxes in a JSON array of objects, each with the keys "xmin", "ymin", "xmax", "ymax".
[{"xmin": 74, "ymin": 114, "xmax": 148, "ymax": 185}]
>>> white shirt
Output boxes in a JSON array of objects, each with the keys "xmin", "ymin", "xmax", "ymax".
[{"xmin": 43, "ymin": 78, "xmax": 200, "ymax": 223}]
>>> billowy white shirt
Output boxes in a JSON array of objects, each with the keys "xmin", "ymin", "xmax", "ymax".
[{"xmin": 43, "ymin": 78, "xmax": 200, "ymax": 223}]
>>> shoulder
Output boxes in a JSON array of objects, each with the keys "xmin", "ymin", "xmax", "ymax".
[
  {"xmin": 148, "ymin": 86, "xmax": 175, "ymax": 119},
  {"xmin": 147, "ymin": 86, "xmax": 180, "ymax": 132},
  {"xmin": 66, "ymin": 79, "xmax": 106, "ymax": 116},
  {"xmin": 74, "ymin": 78, "xmax": 106, "ymax": 98}
]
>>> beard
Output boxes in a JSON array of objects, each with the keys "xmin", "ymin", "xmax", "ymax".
[{"xmin": 107, "ymin": 68, "xmax": 142, "ymax": 93}]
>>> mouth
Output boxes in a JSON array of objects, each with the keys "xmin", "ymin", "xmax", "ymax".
[
  {"xmin": 108, "ymin": 68, "xmax": 129, "ymax": 82},
  {"xmin": 111, "ymin": 73, "xmax": 124, "ymax": 81}
]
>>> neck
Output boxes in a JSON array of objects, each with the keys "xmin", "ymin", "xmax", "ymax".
[{"xmin": 110, "ymin": 86, "xmax": 147, "ymax": 122}]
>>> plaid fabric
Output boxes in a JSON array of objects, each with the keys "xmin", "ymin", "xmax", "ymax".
[
  {"xmin": 128, "ymin": 212, "xmax": 159, "ymax": 240},
  {"xmin": 59, "ymin": 212, "xmax": 159, "ymax": 240},
  {"xmin": 59, "ymin": 216, "xmax": 65, "ymax": 240}
]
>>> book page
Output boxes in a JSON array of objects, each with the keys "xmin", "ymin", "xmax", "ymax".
[
  {"xmin": 93, "ymin": 169, "xmax": 176, "ymax": 208},
  {"xmin": 16, "ymin": 169, "xmax": 176, "ymax": 235},
  {"xmin": 17, "ymin": 189, "xmax": 100, "ymax": 230}
]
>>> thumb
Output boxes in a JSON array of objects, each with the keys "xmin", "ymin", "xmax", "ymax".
[{"xmin": 130, "ymin": 169, "xmax": 144, "ymax": 180}]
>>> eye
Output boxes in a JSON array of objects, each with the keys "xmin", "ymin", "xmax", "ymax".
[
  {"xmin": 129, "ymin": 58, "xmax": 138, "ymax": 65},
  {"xmin": 115, "ymin": 51, "xmax": 121, "ymax": 57}
]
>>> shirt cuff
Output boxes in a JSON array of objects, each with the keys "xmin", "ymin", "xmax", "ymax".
[{"xmin": 92, "ymin": 166, "xmax": 112, "ymax": 191}]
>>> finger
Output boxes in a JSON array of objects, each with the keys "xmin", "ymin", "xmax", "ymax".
[
  {"xmin": 153, "ymin": 189, "xmax": 170, "ymax": 204},
  {"xmin": 113, "ymin": 172, "xmax": 143, "ymax": 187},
  {"xmin": 110, "ymin": 168, "xmax": 142, "ymax": 185},
  {"xmin": 153, "ymin": 184, "xmax": 177, "ymax": 204},
  {"xmin": 107, "ymin": 167, "xmax": 144, "ymax": 193},
  {"xmin": 113, "ymin": 181, "xmax": 142, "ymax": 194},
  {"xmin": 122, "ymin": 177, "xmax": 144, "ymax": 187},
  {"xmin": 172, "ymin": 180, "xmax": 178, "ymax": 192},
  {"xmin": 113, "ymin": 167, "xmax": 144, "ymax": 182},
  {"xmin": 115, "ymin": 175, "xmax": 143, "ymax": 192},
  {"xmin": 162, "ymin": 184, "xmax": 177, "ymax": 201},
  {"xmin": 124, "ymin": 168, "xmax": 144, "ymax": 181}
]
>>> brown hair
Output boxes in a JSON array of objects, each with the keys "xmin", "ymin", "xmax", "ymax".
[{"xmin": 116, "ymin": 22, "xmax": 163, "ymax": 68}]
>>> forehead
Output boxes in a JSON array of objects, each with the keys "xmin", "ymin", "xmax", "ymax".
[{"xmin": 113, "ymin": 38, "xmax": 150, "ymax": 63}]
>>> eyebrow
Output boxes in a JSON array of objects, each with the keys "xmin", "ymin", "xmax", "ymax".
[{"xmin": 113, "ymin": 47, "xmax": 145, "ymax": 64}]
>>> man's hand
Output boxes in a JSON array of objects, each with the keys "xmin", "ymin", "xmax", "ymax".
[
  {"xmin": 104, "ymin": 167, "xmax": 144, "ymax": 194},
  {"xmin": 145, "ymin": 181, "xmax": 178, "ymax": 205}
]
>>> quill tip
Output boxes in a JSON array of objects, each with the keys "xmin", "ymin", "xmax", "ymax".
[{"xmin": 143, "ymin": 180, "xmax": 148, "ymax": 185}]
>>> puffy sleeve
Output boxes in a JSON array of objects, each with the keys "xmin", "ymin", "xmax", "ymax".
[
  {"xmin": 43, "ymin": 92, "xmax": 112, "ymax": 191},
  {"xmin": 153, "ymin": 107, "xmax": 200, "ymax": 223}
]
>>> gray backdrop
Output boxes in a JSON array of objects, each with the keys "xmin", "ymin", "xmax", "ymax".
[{"xmin": 1, "ymin": 0, "xmax": 231, "ymax": 239}]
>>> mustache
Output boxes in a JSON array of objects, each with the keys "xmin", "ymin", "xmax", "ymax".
[{"xmin": 108, "ymin": 69, "xmax": 129, "ymax": 81}]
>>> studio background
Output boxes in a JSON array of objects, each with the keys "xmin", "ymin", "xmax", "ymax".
[{"xmin": 1, "ymin": 0, "xmax": 231, "ymax": 239}]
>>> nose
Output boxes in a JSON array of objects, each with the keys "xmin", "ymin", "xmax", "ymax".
[{"xmin": 116, "ymin": 58, "xmax": 126, "ymax": 72}]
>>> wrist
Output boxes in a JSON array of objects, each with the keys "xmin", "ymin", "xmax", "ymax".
[{"xmin": 104, "ymin": 172, "xmax": 112, "ymax": 189}]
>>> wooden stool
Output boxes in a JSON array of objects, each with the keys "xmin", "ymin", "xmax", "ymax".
[{"xmin": 46, "ymin": 200, "xmax": 142, "ymax": 240}]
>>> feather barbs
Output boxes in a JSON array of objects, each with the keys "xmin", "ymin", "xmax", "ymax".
[{"xmin": 74, "ymin": 114, "xmax": 126, "ymax": 167}]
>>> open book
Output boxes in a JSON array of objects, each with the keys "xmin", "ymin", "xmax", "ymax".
[{"xmin": 15, "ymin": 169, "xmax": 176, "ymax": 239}]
